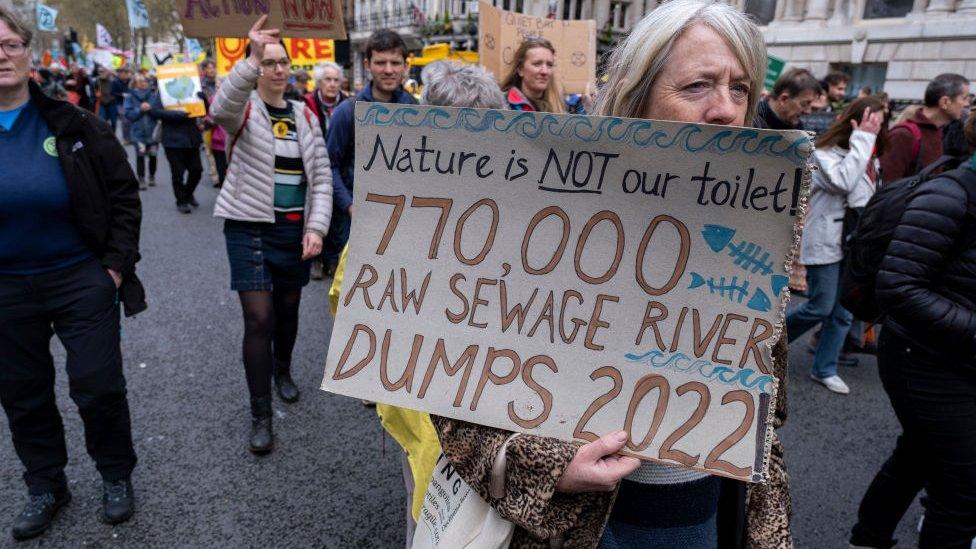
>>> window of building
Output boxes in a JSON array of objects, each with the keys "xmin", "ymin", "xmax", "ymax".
[
  {"xmin": 863, "ymin": 0, "xmax": 913, "ymax": 19},
  {"xmin": 611, "ymin": 0, "xmax": 631, "ymax": 30},
  {"xmin": 830, "ymin": 62, "xmax": 889, "ymax": 101},
  {"xmin": 563, "ymin": 0, "xmax": 586, "ymax": 20},
  {"xmin": 743, "ymin": 0, "xmax": 776, "ymax": 25}
]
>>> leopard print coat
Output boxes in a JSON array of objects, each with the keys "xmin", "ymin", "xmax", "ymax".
[{"xmin": 431, "ymin": 336, "xmax": 792, "ymax": 549}]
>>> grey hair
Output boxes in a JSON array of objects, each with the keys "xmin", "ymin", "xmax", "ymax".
[
  {"xmin": 595, "ymin": 0, "xmax": 767, "ymax": 125},
  {"xmin": 420, "ymin": 61, "xmax": 506, "ymax": 109},
  {"xmin": 924, "ymin": 73, "xmax": 970, "ymax": 107},
  {"xmin": 312, "ymin": 61, "xmax": 343, "ymax": 83}
]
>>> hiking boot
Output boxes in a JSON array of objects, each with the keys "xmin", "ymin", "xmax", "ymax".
[
  {"xmin": 177, "ymin": 203, "xmax": 192, "ymax": 214},
  {"xmin": 101, "ymin": 479, "xmax": 134, "ymax": 525},
  {"xmin": 138, "ymin": 177, "xmax": 147, "ymax": 191},
  {"xmin": 274, "ymin": 361, "xmax": 300, "ymax": 403},
  {"xmin": 249, "ymin": 396, "xmax": 274, "ymax": 454},
  {"xmin": 11, "ymin": 489, "xmax": 71, "ymax": 540}
]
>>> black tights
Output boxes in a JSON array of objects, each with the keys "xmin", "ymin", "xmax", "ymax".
[{"xmin": 238, "ymin": 289, "xmax": 302, "ymax": 398}]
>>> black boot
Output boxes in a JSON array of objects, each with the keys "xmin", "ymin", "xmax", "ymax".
[
  {"xmin": 273, "ymin": 360, "xmax": 300, "ymax": 403},
  {"xmin": 249, "ymin": 396, "xmax": 274, "ymax": 455},
  {"xmin": 101, "ymin": 479, "xmax": 134, "ymax": 525},
  {"xmin": 11, "ymin": 489, "xmax": 71, "ymax": 540}
]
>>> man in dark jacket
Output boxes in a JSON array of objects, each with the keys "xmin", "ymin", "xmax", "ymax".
[
  {"xmin": 0, "ymin": 7, "xmax": 145, "ymax": 540},
  {"xmin": 850, "ymin": 112, "xmax": 976, "ymax": 549},
  {"xmin": 324, "ymin": 29, "xmax": 417, "ymax": 274},
  {"xmin": 150, "ymin": 89, "xmax": 203, "ymax": 213},
  {"xmin": 880, "ymin": 73, "xmax": 970, "ymax": 183},
  {"xmin": 754, "ymin": 68, "xmax": 821, "ymax": 131}
]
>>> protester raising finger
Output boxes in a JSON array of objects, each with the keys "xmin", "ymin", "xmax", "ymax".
[{"xmin": 209, "ymin": 15, "xmax": 332, "ymax": 455}]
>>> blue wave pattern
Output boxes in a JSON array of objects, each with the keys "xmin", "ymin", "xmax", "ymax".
[
  {"xmin": 624, "ymin": 350, "xmax": 774, "ymax": 394},
  {"xmin": 356, "ymin": 104, "xmax": 810, "ymax": 162}
]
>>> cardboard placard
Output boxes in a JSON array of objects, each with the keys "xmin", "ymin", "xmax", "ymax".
[
  {"xmin": 215, "ymin": 37, "xmax": 334, "ymax": 78},
  {"xmin": 478, "ymin": 1, "xmax": 596, "ymax": 95},
  {"xmin": 178, "ymin": 0, "xmax": 346, "ymax": 40},
  {"xmin": 322, "ymin": 104, "xmax": 812, "ymax": 483},
  {"xmin": 156, "ymin": 63, "xmax": 206, "ymax": 117}
]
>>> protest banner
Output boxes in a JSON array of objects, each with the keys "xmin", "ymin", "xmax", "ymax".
[
  {"xmin": 321, "ymin": 104, "xmax": 812, "ymax": 482},
  {"xmin": 215, "ymin": 37, "xmax": 334, "ymax": 78},
  {"xmin": 156, "ymin": 63, "xmax": 206, "ymax": 117},
  {"xmin": 765, "ymin": 54, "xmax": 786, "ymax": 91},
  {"xmin": 477, "ymin": 1, "xmax": 595, "ymax": 95},
  {"xmin": 178, "ymin": 0, "xmax": 346, "ymax": 40}
]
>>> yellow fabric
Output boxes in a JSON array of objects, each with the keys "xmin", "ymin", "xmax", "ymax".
[{"xmin": 329, "ymin": 246, "xmax": 440, "ymax": 520}]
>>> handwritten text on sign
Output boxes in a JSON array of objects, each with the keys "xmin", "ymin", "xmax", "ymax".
[
  {"xmin": 321, "ymin": 105, "xmax": 811, "ymax": 482},
  {"xmin": 178, "ymin": 0, "xmax": 346, "ymax": 39}
]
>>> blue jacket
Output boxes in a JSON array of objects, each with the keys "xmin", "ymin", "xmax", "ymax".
[
  {"xmin": 326, "ymin": 84, "xmax": 417, "ymax": 211},
  {"xmin": 149, "ymin": 92, "xmax": 202, "ymax": 149},
  {"xmin": 123, "ymin": 88, "xmax": 158, "ymax": 145}
]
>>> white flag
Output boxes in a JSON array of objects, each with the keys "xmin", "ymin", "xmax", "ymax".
[
  {"xmin": 126, "ymin": 0, "xmax": 150, "ymax": 29},
  {"xmin": 96, "ymin": 23, "xmax": 113, "ymax": 48},
  {"xmin": 36, "ymin": 4, "xmax": 58, "ymax": 32}
]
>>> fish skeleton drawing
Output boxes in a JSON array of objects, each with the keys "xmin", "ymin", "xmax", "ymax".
[
  {"xmin": 688, "ymin": 273, "xmax": 750, "ymax": 303},
  {"xmin": 689, "ymin": 272, "xmax": 773, "ymax": 312},
  {"xmin": 701, "ymin": 224, "xmax": 775, "ymax": 276}
]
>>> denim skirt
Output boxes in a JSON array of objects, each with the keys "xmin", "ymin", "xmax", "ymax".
[{"xmin": 223, "ymin": 216, "xmax": 310, "ymax": 292}]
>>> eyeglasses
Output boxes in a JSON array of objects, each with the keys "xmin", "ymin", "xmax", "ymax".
[
  {"xmin": 0, "ymin": 41, "xmax": 27, "ymax": 58},
  {"xmin": 259, "ymin": 58, "xmax": 290, "ymax": 70}
]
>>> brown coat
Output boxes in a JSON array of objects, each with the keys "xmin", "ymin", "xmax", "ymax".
[{"xmin": 432, "ymin": 336, "xmax": 792, "ymax": 549}]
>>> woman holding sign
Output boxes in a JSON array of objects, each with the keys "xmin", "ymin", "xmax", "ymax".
[
  {"xmin": 209, "ymin": 16, "xmax": 332, "ymax": 455},
  {"xmin": 432, "ymin": 1, "xmax": 792, "ymax": 547}
]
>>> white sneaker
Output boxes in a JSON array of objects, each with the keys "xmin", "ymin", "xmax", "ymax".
[{"xmin": 810, "ymin": 374, "xmax": 850, "ymax": 394}]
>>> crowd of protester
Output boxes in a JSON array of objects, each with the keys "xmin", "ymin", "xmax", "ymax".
[{"xmin": 2, "ymin": 0, "xmax": 975, "ymax": 546}]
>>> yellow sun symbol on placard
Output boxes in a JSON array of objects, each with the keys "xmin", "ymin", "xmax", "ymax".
[{"xmin": 272, "ymin": 121, "xmax": 289, "ymax": 138}]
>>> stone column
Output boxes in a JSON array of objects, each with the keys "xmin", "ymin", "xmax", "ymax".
[
  {"xmin": 781, "ymin": 0, "xmax": 804, "ymax": 22},
  {"xmin": 956, "ymin": 0, "xmax": 976, "ymax": 13},
  {"xmin": 828, "ymin": 0, "xmax": 848, "ymax": 24},
  {"xmin": 926, "ymin": 0, "xmax": 955, "ymax": 14},
  {"xmin": 805, "ymin": 0, "xmax": 830, "ymax": 21}
]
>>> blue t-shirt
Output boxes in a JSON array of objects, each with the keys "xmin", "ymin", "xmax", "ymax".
[
  {"xmin": 0, "ymin": 102, "xmax": 27, "ymax": 131},
  {"xmin": 0, "ymin": 98, "xmax": 92, "ymax": 274}
]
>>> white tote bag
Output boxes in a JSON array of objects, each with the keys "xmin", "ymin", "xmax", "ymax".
[{"xmin": 412, "ymin": 435, "xmax": 520, "ymax": 549}]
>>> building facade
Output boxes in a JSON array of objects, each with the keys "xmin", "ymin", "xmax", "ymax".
[{"xmin": 344, "ymin": 0, "xmax": 976, "ymax": 101}]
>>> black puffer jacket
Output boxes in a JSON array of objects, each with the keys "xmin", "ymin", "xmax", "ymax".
[{"xmin": 876, "ymin": 167, "xmax": 976, "ymax": 366}]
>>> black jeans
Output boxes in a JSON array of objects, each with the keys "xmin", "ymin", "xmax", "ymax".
[
  {"xmin": 164, "ymin": 146, "xmax": 202, "ymax": 206},
  {"xmin": 0, "ymin": 257, "xmax": 137, "ymax": 494},
  {"xmin": 322, "ymin": 204, "xmax": 351, "ymax": 266},
  {"xmin": 851, "ymin": 329, "xmax": 976, "ymax": 548}
]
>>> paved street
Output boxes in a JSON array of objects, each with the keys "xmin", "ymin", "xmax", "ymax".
[{"xmin": 0, "ymin": 147, "xmax": 920, "ymax": 548}]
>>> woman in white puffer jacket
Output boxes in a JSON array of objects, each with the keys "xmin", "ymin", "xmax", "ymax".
[
  {"xmin": 786, "ymin": 96, "xmax": 886, "ymax": 395},
  {"xmin": 209, "ymin": 16, "xmax": 332, "ymax": 454}
]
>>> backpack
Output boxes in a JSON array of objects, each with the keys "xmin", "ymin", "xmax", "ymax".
[
  {"xmin": 839, "ymin": 157, "xmax": 976, "ymax": 322},
  {"xmin": 893, "ymin": 119, "xmax": 924, "ymax": 175},
  {"xmin": 226, "ymin": 100, "xmax": 314, "ymax": 164}
]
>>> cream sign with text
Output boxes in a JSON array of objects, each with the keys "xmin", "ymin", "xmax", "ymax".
[{"xmin": 322, "ymin": 104, "xmax": 811, "ymax": 482}]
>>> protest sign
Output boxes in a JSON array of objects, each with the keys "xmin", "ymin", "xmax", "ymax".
[
  {"xmin": 156, "ymin": 63, "xmax": 206, "ymax": 117},
  {"xmin": 478, "ymin": 1, "xmax": 595, "ymax": 95},
  {"xmin": 215, "ymin": 37, "xmax": 334, "ymax": 78},
  {"xmin": 321, "ymin": 104, "xmax": 812, "ymax": 482},
  {"xmin": 178, "ymin": 0, "xmax": 346, "ymax": 40}
]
